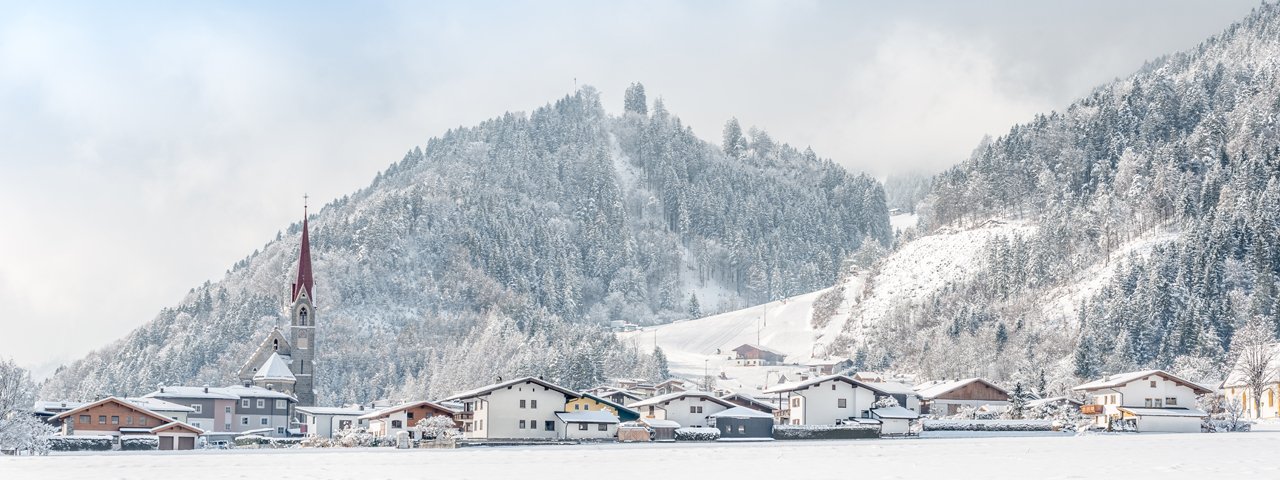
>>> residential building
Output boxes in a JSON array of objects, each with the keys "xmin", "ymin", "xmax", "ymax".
[
  {"xmin": 223, "ymin": 385, "xmax": 298, "ymax": 437},
  {"xmin": 566, "ymin": 393, "xmax": 641, "ymax": 422},
  {"xmin": 628, "ymin": 391, "xmax": 734, "ymax": 428},
  {"xmin": 142, "ymin": 386, "xmax": 239, "ymax": 433},
  {"xmin": 1222, "ymin": 344, "xmax": 1280, "ymax": 418},
  {"xmin": 442, "ymin": 377, "xmax": 580, "ymax": 440},
  {"xmin": 555, "ymin": 410, "xmax": 618, "ymax": 440},
  {"xmin": 914, "ymin": 378, "xmax": 1009, "ymax": 416},
  {"xmin": 764, "ymin": 375, "xmax": 886, "ymax": 425},
  {"xmin": 51, "ymin": 396, "xmax": 204, "ymax": 450},
  {"xmin": 732, "ymin": 344, "xmax": 787, "ymax": 366},
  {"xmin": 1074, "ymin": 370, "xmax": 1211, "ymax": 433},
  {"xmin": 719, "ymin": 392, "xmax": 775, "ymax": 414},
  {"xmin": 805, "ymin": 358, "xmax": 854, "ymax": 376},
  {"xmin": 296, "ymin": 406, "xmax": 370, "ymax": 438},
  {"xmin": 358, "ymin": 400, "xmax": 458, "ymax": 440},
  {"xmin": 709, "ymin": 406, "xmax": 773, "ymax": 439},
  {"xmin": 864, "ymin": 381, "xmax": 922, "ymax": 412},
  {"xmin": 151, "ymin": 421, "xmax": 205, "ymax": 450},
  {"xmin": 122, "ymin": 397, "xmax": 195, "ymax": 424}
]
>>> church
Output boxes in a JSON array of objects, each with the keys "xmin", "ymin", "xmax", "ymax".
[{"xmin": 235, "ymin": 206, "xmax": 318, "ymax": 406}]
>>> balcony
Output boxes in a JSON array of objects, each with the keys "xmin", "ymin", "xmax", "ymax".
[
  {"xmin": 1080, "ymin": 404, "xmax": 1105, "ymax": 416},
  {"xmin": 455, "ymin": 412, "xmax": 474, "ymax": 421}
]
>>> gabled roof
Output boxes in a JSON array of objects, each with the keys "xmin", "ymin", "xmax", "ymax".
[
  {"xmin": 596, "ymin": 389, "xmax": 644, "ymax": 402},
  {"xmin": 144, "ymin": 386, "xmax": 241, "ymax": 401},
  {"xmin": 51, "ymin": 397, "xmax": 175, "ymax": 426},
  {"xmin": 221, "ymin": 385, "xmax": 298, "ymax": 401},
  {"xmin": 556, "ymin": 411, "xmax": 619, "ymax": 424},
  {"xmin": 732, "ymin": 344, "xmax": 787, "ymax": 357},
  {"xmin": 237, "ymin": 328, "xmax": 292, "ymax": 378},
  {"xmin": 295, "ymin": 406, "xmax": 371, "ymax": 416},
  {"xmin": 639, "ymin": 418, "xmax": 681, "ymax": 428},
  {"xmin": 870, "ymin": 406, "xmax": 919, "ymax": 420},
  {"xmin": 150, "ymin": 420, "xmax": 205, "ymax": 435},
  {"xmin": 719, "ymin": 393, "xmax": 775, "ymax": 412},
  {"xmin": 914, "ymin": 378, "xmax": 1008, "ymax": 399},
  {"xmin": 357, "ymin": 400, "xmax": 458, "ymax": 421},
  {"xmin": 441, "ymin": 376, "xmax": 581, "ymax": 402},
  {"xmin": 124, "ymin": 397, "xmax": 196, "ymax": 413},
  {"xmin": 253, "ymin": 352, "xmax": 296, "ymax": 382},
  {"xmin": 865, "ymin": 381, "xmax": 918, "ymax": 396},
  {"xmin": 763, "ymin": 375, "xmax": 887, "ymax": 395},
  {"xmin": 1072, "ymin": 370, "xmax": 1212, "ymax": 395},
  {"xmin": 581, "ymin": 393, "xmax": 641, "ymax": 417},
  {"xmin": 627, "ymin": 391, "xmax": 736, "ymax": 409},
  {"xmin": 708, "ymin": 406, "xmax": 773, "ymax": 419}
]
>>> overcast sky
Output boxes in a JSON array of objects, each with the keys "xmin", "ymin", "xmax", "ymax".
[{"xmin": 0, "ymin": 1, "xmax": 1263, "ymax": 377}]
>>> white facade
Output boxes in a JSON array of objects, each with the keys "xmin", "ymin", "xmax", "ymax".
[
  {"xmin": 767, "ymin": 376, "xmax": 879, "ymax": 425},
  {"xmin": 1074, "ymin": 370, "xmax": 1209, "ymax": 433},
  {"xmin": 556, "ymin": 411, "xmax": 618, "ymax": 440},
  {"xmin": 448, "ymin": 378, "xmax": 576, "ymax": 440},
  {"xmin": 298, "ymin": 407, "xmax": 368, "ymax": 438},
  {"xmin": 630, "ymin": 392, "xmax": 731, "ymax": 428}
]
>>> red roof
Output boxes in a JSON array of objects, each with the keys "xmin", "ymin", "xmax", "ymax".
[{"xmin": 291, "ymin": 213, "xmax": 313, "ymax": 302}]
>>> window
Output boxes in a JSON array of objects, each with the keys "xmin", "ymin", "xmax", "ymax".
[
  {"xmin": 520, "ymin": 400, "xmax": 527, "ymax": 409},
  {"xmin": 578, "ymin": 423, "xmax": 588, "ymax": 431},
  {"xmin": 531, "ymin": 400, "xmax": 538, "ymax": 409},
  {"xmin": 242, "ymin": 399, "xmax": 250, "ymax": 409},
  {"xmin": 392, "ymin": 420, "xmax": 403, "ymax": 428},
  {"xmin": 648, "ymin": 406, "xmax": 655, "ymax": 415},
  {"xmin": 598, "ymin": 424, "xmax": 607, "ymax": 431},
  {"xmin": 545, "ymin": 421, "xmax": 555, "ymax": 431},
  {"xmin": 791, "ymin": 398, "xmax": 800, "ymax": 408},
  {"xmin": 225, "ymin": 406, "xmax": 232, "ymax": 414},
  {"xmin": 1144, "ymin": 398, "xmax": 1153, "ymax": 407},
  {"xmin": 260, "ymin": 418, "xmax": 269, "ymax": 426},
  {"xmin": 99, "ymin": 415, "xmax": 106, "ymax": 424},
  {"xmin": 689, "ymin": 405, "xmax": 703, "ymax": 414},
  {"xmin": 1150, "ymin": 381, "xmax": 1157, "ymax": 388},
  {"xmin": 126, "ymin": 416, "xmax": 133, "ymax": 425},
  {"xmin": 192, "ymin": 404, "xmax": 202, "ymax": 414},
  {"xmin": 408, "ymin": 431, "xmax": 415, "ymax": 439},
  {"xmin": 242, "ymin": 418, "xmax": 249, "ymax": 425},
  {"xmin": 407, "ymin": 412, "xmax": 415, "ymax": 420},
  {"xmin": 277, "ymin": 427, "xmax": 285, "ymax": 435},
  {"xmin": 257, "ymin": 399, "xmax": 265, "ymax": 409},
  {"xmin": 79, "ymin": 415, "xmax": 89, "ymax": 424},
  {"xmin": 519, "ymin": 420, "xmax": 527, "ymax": 429},
  {"xmin": 225, "ymin": 423, "xmax": 231, "ymax": 431},
  {"xmin": 478, "ymin": 420, "xmax": 483, "ymax": 431},
  {"xmin": 838, "ymin": 399, "xmax": 847, "ymax": 408},
  {"xmin": 530, "ymin": 419, "xmax": 537, "ymax": 429},
  {"xmin": 139, "ymin": 417, "xmax": 147, "ymax": 426},
  {"xmin": 574, "ymin": 404, "xmax": 580, "ymax": 410},
  {"xmin": 832, "ymin": 384, "xmax": 836, "ymax": 390},
  {"xmin": 738, "ymin": 425, "xmax": 745, "ymax": 434},
  {"xmin": 1153, "ymin": 399, "xmax": 1163, "ymax": 408},
  {"xmin": 273, "ymin": 339, "xmax": 279, "ymax": 351},
  {"xmin": 298, "ymin": 338, "xmax": 308, "ymax": 350},
  {"xmin": 1167, "ymin": 397, "xmax": 1178, "ymax": 406},
  {"xmin": 275, "ymin": 400, "xmax": 286, "ymax": 410}
]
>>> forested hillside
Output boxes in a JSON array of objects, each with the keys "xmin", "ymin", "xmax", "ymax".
[
  {"xmin": 41, "ymin": 85, "xmax": 890, "ymax": 402},
  {"xmin": 849, "ymin": 4, "xmax": 1280, "ymax": 391}
]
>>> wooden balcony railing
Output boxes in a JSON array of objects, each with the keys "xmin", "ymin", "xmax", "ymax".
[{"xmin": 1080, "ymin": 404, "xmax": 1105, "ymax": 416}]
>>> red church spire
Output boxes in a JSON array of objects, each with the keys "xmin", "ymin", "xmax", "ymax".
[{"xmin": 291, "ymin": 198, "xmax": 314, "ymax": 303}]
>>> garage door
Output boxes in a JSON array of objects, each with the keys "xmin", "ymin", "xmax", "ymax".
[
  {"xmin": 159, "ymin": 436, "xmax": 174, "ymax": 450},
  {"xmin": 178, "ymin": 437, "xmax": 195, "ymax": 450}
]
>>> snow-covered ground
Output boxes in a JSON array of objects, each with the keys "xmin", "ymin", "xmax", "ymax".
[{"xmin": 6, "ymin": 431, "xmax": 1280, "ymax": 479}]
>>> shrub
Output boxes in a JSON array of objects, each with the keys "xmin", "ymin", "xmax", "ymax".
[
  {"xmin": 772, "ymin": 424, "xmax": 879, "ymax": 440},
  {"xmin": 674, "ymin": 427, "xmax": 720, "ymax": 441},
  {"xmin": 921, "ymin": 419, "xmax": 1054, "ymax": 431},
  {"xmin": 47, "ymin": 436, "xmax": 113, "ymax": 452},
  {"xmin": 120, "ymin": 436, "xmax": 158, "ymax": 451}
]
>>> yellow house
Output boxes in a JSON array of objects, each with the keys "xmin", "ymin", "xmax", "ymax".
[
  {"xmin": 1222, "ymin": 383, "xmax": 1280, "ymax": 419},
  {"xmin": 565, "ymin": 393, "xmax": 640, "ymax": 422}
]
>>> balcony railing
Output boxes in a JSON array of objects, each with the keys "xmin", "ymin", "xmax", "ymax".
[{"xmin": 1080, "ymin": 404, "xmax": 1105, "ymax": 416}]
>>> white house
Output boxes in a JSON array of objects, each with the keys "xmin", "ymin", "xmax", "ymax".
[
  {"xmin": 870, "ymin": 406, "xmax": 918, "ymax": 435},
  {"xmin": 442, "ymin": 377, "xmax": 580, "ymax": 440},
  {"xmin": 358, "ymin": 400, "xmax": 458, "ymax": 440},
  {"xmin": 555, "ymin": 410, "xmax": 618, "ymax": 440},
  {"xmin": 1073, "ymin": 370, "xmax": 1212, "ymax": 433},
  {"xmin": 763, "ymin": 375, "xmax": 884, "ymax": 425},
  {"xmin": 864, "ymin": 381, "xmax": 922, "ymax": 412},
  {"xmin": 296, "ymin": 406, "xmax": 370, "ymax": 438},
  {"xmin": 628, "ymin": 391, "xmax": 734, "ymax": 428}
]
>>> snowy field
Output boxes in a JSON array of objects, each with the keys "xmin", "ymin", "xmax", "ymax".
[{"xmin": 5, "ymin": 431, "xmax": 1280, "ymax": 480}]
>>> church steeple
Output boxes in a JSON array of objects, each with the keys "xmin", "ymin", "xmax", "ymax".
[
  {"xmin": 288, "ymin": 197, "xmax": 316, "ymax": 407},
  {"xmin": 291, "ymin": 200, "xmax": 314, "ymax": 303}
]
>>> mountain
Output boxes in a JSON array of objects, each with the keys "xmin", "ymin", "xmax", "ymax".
[
  {"xmin": 40, "ymin": 85, "xmax": 891, "ymax": 403},
  {"xmin": 830, "ymin": 3, "xmax": 1280, "ymax": 392}
]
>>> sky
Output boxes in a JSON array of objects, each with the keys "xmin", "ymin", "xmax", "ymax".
[{"xmin": 0, "ymin": 0, "xmax": 1263, "ymax": 378}]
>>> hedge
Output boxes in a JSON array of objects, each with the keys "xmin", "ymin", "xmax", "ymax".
[
  {"xmin": 674, "ymin": 427, "xmax": 720, "ymax": 442},
  {"xmin": 120, "ymin": 436, "xmax": 159, "ymax": 451},
  {"xmin": 47, "ymin": 436, "xmax": 113, "ymax": 452},
  {"xmin": 772, "ymin": 424, "xmax": 879, "ymax": 440},
  {"xmin": 922, "ymin": 420, "xmax": 1054, "ymax": 431}
]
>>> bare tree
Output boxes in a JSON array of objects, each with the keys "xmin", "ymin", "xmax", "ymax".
[{"xmin": 1229, "ymin": 316, "xmax": 1280, "ymax": 419}]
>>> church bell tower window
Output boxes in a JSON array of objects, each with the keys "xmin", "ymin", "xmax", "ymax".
[{"xmin": 299, "ymin": 308, "xmax": 308, "ymax": 326}]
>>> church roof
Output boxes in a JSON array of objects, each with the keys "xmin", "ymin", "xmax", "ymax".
[
  {"xmin": 253, "ymin": 352, "xmax": 296, "ymax": 382},
  {"xmin": 292, "ymin": 211, "xmax": 314, "ymax": 302}
]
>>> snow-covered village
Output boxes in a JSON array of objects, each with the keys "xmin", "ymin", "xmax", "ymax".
[{"xmin": 7, "ymin": 2, "xmax": 1280, "ymax": 479}]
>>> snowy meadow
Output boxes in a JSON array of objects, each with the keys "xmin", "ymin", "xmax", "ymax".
[{"xmin": 4, "ymin": 431, "xmax": 1279, "ymax": 480}]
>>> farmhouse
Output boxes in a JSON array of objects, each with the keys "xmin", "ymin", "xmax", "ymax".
[
  {"xmin": 442, "ymin": 376, "xmax": 580, "ymax": 440},
  {"xmin": 357, "ymin": 400, "xmax": 458, "ymax": 440},
  {"xmin": 628, "ymin": 391, "xmax": 734, "ymax": 428},
  {"xmin": 765, "ymin": 375, "xmax": 887, "ymax": 425},
  {"xmin": 914, "ymin": 378, "xmax": 1009, "ymax": 416},
  {"xmin": 1074, "ymin": 370, "xmax": 1211, "ymax": 433},
  {"xmin": 732, "ymin": 344, "xmax": 787, "ymax": 366}
]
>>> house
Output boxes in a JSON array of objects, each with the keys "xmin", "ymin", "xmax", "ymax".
[
  {"xmin": 555, "ymin": 410, "xmax": 619, "ymax": 440},
  {"xmin": 864, "ymin": 381, "xmax": 922, "ymax": 412},
  {"xmin": 719, "ymin": 392, "xmax": 775, "ymax": 414},
  {"xmin": 51, "ymin": 397, "xmax": 182, "ymax": 440},
  {"xmin": 628, "ymin": 391, "xmax": 734, "ymax": 428},
  {"xmin": 805, "ymin": 358, "xmax": 854, "ymax": 376},
  {"xmin": 1074, "ymin": 370, "xmax": 1211, "ymax": 433},
  {"xmin": 914, "ymin": 378, "xmax": 1010, "ymax": 416},
  {"xmin": 358, "ymin": 400, "xmax": 458, "ymax": 440},
  {"xmin": 222, "ymin": 385, "xmax": 298, "ymax": 437},
  {"xmin": 122, "ymin": 397, "xmax": 195, "ymax": 424},
  {"xmin": 442, "ymin": 376, "xmax": 580, "ymax": 440},
  {"xmin": 764, "ymin": 375, "xmax": 887, "ymax": 425},
  {"xmin": 1222, "ymin": 344, "xmax": 1280, "ymax": 418},
  {"xmin": 296, "ymin": 406, "xmax": 371, "ymax": 438},
  {"xmin": 709, "ymin": 406, "xmax": 773, "ymax": 440},
  {"xmin": 653, "ymin": 378, "xmax": 690, "ymax": 396},
  {"xmin": 852, "ymin": 372, "xmax": 886, "ymax": 383},
  {"xmin": 142, "ymin": 385, "xmax": 240, "ymax": 434},
  {"xmin": 732, "ymin": 344, "xmax": 787, "ymax": 366},
  {"xmin": 870, "ymin": 406, "xmax": 918, "ymax": 435},
  {"xmin": 594, "ymin": 389, "xmax": 645, "ymax": 406},
  {"xmin": 567, "ymin": 393, "xmax": 641, "ymax": 422},
  {"xmin": 32, "ymin": 401, "xmax": 85, "ymax": 427},
  {"xmin": 151, "ymin": 421, "xmax": 205, "ymax": 450}
]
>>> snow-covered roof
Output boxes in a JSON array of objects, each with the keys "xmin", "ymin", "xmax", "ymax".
[
  {"xmin": 222, "ymin": 385, "xmax": 297, "ymax": 401},
  {"xmin": 1025, "ymin": 396, "xmax": 1084, "ymax": 408},
  {"xmin": 150, "ymin": 420, "xmax": 205, "ymax": 435},
  {"xmin": 580, "ymin": 393, "xmax": 639, "ymax": 415},
  {"xmin": 51, "ymin": 397, "xmax": 176, "ymax": 425},
  {"xmin": 1116, "ymin": 407, "xmax": 1208, "ymax": 418},
  {"xmin": 864, "ymin": 381, "xmax": 918, "ymax": 396},
  {"xmin": 870, "ymin": 406, "xmax": 919, "ymax": 419},
  {"xmin": 252, "ymin": 352, "xmax": 296, "ymax": 382},
  {"xmin": 708, "ymin": 406, "xmax": 773, "ymax": 419},
  {"xmin": 555, "ymin": 410, "xmax": 619, "ymax": 424},
  {"xmin": 627, "ymin": 391, "xmax": 735, "ymax": 409},
  {"xmin": 295, "ymin": 406, "xmax": 370, "ymax": 416},
  {"xmin": 441, "ymin": 376, "xmax": 580, "ymax": 402},
  {"xmin": 144, "ymin": 386, "xmax": 240, "ymax": 400},
  {"xmin": 32, "ymin": 401, "xmax": 85, "ymax": 414},
  {"xmin": 639, "ymin": 418, "xmax": 681, "ymax": 428},
  {"xmin": 357, "ymin": 400, "xmax": 457, "ymax": 421},
  {"xmin": 763, "ymin": 375, "xmax": 886, "ymax": 395},
  {"xmin": 124, "ymin": 397, "xmax": 196, "ymax": 413},
  {"xmin": 733, "ymin": 343, "xmax": 787, "ymax": 357},
  {"xmin": 719, "ymin": 392, "xmax": 775, "ymax": 412},
  {"xmin": 596, "ymin": 389, "xmax": 644, "ymax": 401},
  {"xmin": 914, "ymin": 378, "xmax": 1008, "ymax": 399},
  {"xmin": 1072, "ymin": 370, "xmax": 1212, "ymax": 394}
]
